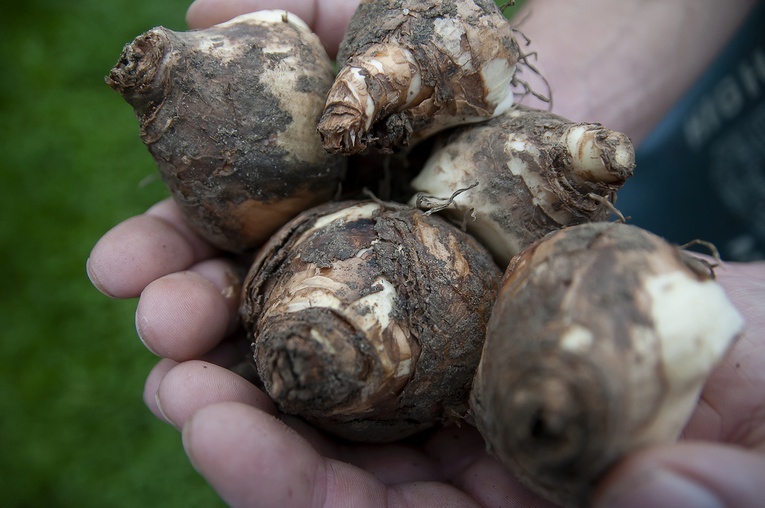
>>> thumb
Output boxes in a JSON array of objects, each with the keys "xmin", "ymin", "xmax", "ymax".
[{"xmin": 593, "ymin": 441, "xmax": 765, "ymax": 508}]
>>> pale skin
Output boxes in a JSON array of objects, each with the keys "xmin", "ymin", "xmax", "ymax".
[{"xmin": 87, "ymin": 0, "xmax": 765, "ymax": 506}]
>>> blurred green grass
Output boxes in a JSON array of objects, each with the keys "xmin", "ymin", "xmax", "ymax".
[{"xmin": 0, "ymin": 1, "xmax": 224, "ymax": 506}]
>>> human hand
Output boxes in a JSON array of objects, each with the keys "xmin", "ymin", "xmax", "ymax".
[
  {"xmin": 89, "ymin": 204, "xmax": 765, "ymax": 508},
  {"xmin": 87, "ymin": 1, "xmax": 765, "ymax": 506},
  {"xmin": 590, "ymin": 260, "xmax": 765, "ymax": 507},
  {"xmin": 513, "ymin": 0, "xmax": 757, "ymax": 145}
]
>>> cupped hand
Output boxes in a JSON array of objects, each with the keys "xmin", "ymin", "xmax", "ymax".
[
  {"xmin": 88, "ymin": 1, "xmax": 765, "ymax": 507},
  {"xmin": 591, "ymin": 260, "xmax": 765, "ymax": 508}
]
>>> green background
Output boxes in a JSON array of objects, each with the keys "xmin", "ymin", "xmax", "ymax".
[
  {"xmin": 0, "ymin": 1, "xmax": 222, "ymax": 506},
  {"xmin": 0, "ymin": 1, "xmax": 522, "ymax": 507}
]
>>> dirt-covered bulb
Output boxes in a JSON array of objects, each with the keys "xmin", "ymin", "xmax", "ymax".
[
  {"xmin": 106, "ymin": 11, "xmax": 346, "ymax": 252},
  {"xmin": 318, "ymin": 0, "xmax": 520, "ymax": 155},
  {"xmin": 241, "ymin": 199, "xmax": 502, "ymax": 442},
  {"xmin": 470, "ymin": 222, "xmax": 744, "ymax": 507},
  {"xmin": 411, "ymin": 106, "xmax": 635, "ymax": 267}
]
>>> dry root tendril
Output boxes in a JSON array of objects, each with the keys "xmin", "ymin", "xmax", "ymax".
[
  {"xmin": 680, "ymin": 238, "xmax": 723, "ymax": 261},
  {"xmin": 679, "ymin": 239, "xmax": 724, "ymax": 278},
  {"xmin": 585, "ymin": 192, "xmax": 628, "ymax": 223},
  {"xmin": 416, "ymin": 181, "xmax": 481, "ymax": 216},
  {"xmin": 498, "ymin": 1, "xmax": 516, "ymax": 12},
  {"xmin": 509, "ymin": 20, "xmax": 553, "ymax": 109}
]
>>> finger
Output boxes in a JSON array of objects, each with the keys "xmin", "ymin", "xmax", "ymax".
[
  {"xmin": 422, "ymin": 425, "xmax": 488, "ymax": 480},
  {"xmin": 714, "ymin": 260, "xmax": 765, "ymax": 279},
  {"xmin": 274, "ymin": 415, "xmax": 444, "ymax": 486},
  {"xmin": 87, "ymin": 198, "xmax": 217, "ymax": 299},
  {"xmin": 145, "ymin": 198, "xmax": 219, "ymax": 255},
  {"xmin": 152, "ymin": 354, "xmax": 438, "ymax": 485},
  {"xmin": 451, "ymin": 454, "xmax": 559, "ymax": 508},
  {"xmin": 714, "ymin": 260, "xmax": 765, "ymax": 328},
  {"xmin": 422, "ymin": 424, "xmax": 557, "ymax": 507},
  {"xmin": 198, "ymin": 334, "xmax": 253, "ymax": 370},
  {"xmin": 156, "ymin": 361, "xmax": 275, "ymax": 429},
  {"xmin": 143, "ymin": 338, "xmax": 256, "ymax": 424},
  {"xmin": 187, "ymin": 0, "xmax": 315, "ymax": 29},
  {"xmin": 594, "ymin": 441, "xmax": 765, "ymax": 508},
  {"xmin": 182, "ymin": 402, "xmax": 479, "ymax": 508},
  {"xmin": 330, "ymin": 435, "xmax": 443, "ymax": 485},
  {"xmin": 423, "ymin": 423, "xmax": 557, "ymax": 508},
  {"xmin": 135, "ymin": 259, "xmax": 241, "ymax": 360},
  {"xmin": 183, "ymin": 402, "xmax": 381, "ymax": 508},
  {"xmin": 681, "ymin": 260, "xmax": 765, "ymax": 444},
  {"xmin": 144, "ymin": 358, "xmax": 179, "ymax": 423},
  {"xmin": 684, "ymin": 333, "xmax": 765, "ymax": 447},
  {"xmin": 332, "ymin": 441, "xmax": 443, "ymax": 486},
  {"xmin": 189, "ymin": 258, "xmax": 244, "ymax": 336},
  {"xmin": 186, "ymin": 0, "xmax": 360, "ymax": 58}
]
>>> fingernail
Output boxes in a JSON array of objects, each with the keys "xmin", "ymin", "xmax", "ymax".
[
  {"xmin": 135, "ymin": 313, "xmax": 160, "ymax": 356},
  {"xmin": 180, "ymin": 415, "xmax": 198, "ymax": 470},
  {"xmin": 190, "ymin": 261, "xmax": 242, "ymax": 299},
  {"xmin": 155, "ymin": 391, "xmax": 178, "ymax": 428},
  {"xmin": 86, "ymin": 257, "xmax": 114, "ymax": 297},
  {"xmin": 597, "ymin": 468, "xmax": 724, "ymax": 508}
]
